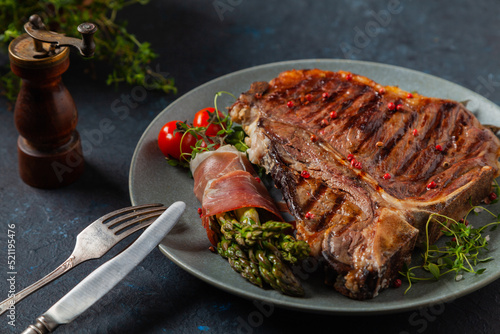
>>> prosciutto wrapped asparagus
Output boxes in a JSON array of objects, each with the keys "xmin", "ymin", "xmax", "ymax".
[
  {"xmin": 191, "ymin": 146, "xmax": 283, "ymax": 244},
  {"xmin": 190, "ymin": 145, "xmax": 310, "ymax": 296}
]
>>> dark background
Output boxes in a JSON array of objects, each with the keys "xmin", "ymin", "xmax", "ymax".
[{"xmin": 1, "ymin": 0, "xmax": 500, "ymax": 333}]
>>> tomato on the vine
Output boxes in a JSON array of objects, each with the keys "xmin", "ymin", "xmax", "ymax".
[
  {"xmin": 193, "ymin": 107, "xmax": 224, "ymax": 137},
  {"xmin": 158, "ymin": 120, "xmax": 197, "ymax": 160}
]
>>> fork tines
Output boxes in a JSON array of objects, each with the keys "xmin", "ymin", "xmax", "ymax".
[{"xmin": 102, "ymin": 203, "xmax": 167, "ymax": 236}]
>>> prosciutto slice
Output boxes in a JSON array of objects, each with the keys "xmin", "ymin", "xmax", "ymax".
[{"xmin": 191, "ymin": 146, "xmax": 283, "ymax": 245}]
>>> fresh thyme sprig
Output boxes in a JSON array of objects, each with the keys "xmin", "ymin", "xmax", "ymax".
[
  {"xmin": 400, "ymin": 201, "xmax": 500, "ymax": 294},
  {"xmin": 0, "ymin": 0, "xmax": 176, "ymax": 104}
]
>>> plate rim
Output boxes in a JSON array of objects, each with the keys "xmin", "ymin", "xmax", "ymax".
[{"xmin": 129, "ymin": 58, "xmax": 500, "ymax": 315}]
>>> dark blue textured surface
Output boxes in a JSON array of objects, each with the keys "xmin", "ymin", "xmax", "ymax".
[{"xmin": 1, "ymin": 1, "xmax": 500, "ymax": 333}]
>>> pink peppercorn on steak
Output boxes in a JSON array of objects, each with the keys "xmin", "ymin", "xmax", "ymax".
[{"xmin": 229, "ymin": 69, "xmax": 500, "ymax": 300}]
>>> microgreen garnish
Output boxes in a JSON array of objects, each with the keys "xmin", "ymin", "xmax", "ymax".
[
  {"xmin": 166, "ymin": 91, "xmax": 248, "ymax": 168},
  {"xmin": 400, "ymin": 200, "xmax": 500, "ymax": 294}
]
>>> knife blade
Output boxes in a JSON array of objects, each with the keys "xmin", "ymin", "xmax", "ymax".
[{"xmin": 21, "ymin": 201, "xmax": 186, "ymax": 334}]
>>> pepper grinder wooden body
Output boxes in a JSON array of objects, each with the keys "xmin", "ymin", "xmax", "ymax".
[
  {"xmin": 10, "ymin": 37, "xmax": 84, "ymax": 188},
  {"xmin": 8, "ymin": 15, "xmax": 96, "ymax": 189}
]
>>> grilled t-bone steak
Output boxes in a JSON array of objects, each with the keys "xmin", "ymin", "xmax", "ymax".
[{"xmin": 229, "ymin": 69, "xmax": 500, "ymax": 300}]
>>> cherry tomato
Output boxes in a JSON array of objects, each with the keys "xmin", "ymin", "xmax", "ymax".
[
  {"xmin": 193, "ymin": 107, "xmax": 224, "ymax": 137},
  {"xmin": 158, "ymin": 120, "xmax": 197, "ymax": 160}
]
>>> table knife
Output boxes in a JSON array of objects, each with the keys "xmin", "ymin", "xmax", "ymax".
[{"xmin": 21, "ymin": 201, "xmax": 186, "ymax": 334}]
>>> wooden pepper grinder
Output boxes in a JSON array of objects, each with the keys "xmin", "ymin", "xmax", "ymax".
[{"xmin": 8, "ymin": 15, "xmax": 97, "ymax": 188}]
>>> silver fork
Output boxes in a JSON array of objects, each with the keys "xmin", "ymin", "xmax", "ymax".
[{"xmin": 0, "ymin": 203, "xmax": 167, "ymax": 315}]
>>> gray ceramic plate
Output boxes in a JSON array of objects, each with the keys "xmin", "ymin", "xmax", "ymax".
[{"xmin": 129, "ymin": 59, "xmax": 500, "ymax": 314}]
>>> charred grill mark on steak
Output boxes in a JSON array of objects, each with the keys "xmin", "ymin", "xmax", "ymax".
[
  {"xmin": 229, "ymin": 68, "xmax": 500, "ymax": 299},
  {"xmin": 256, "ymin": 117, "xmax": 420, "ymax": 299},
  {"xmin": 319, "ymin": 193, "xmax": 348, "ymax": 230},
  {"xmin": 374, "ymin": 109, "xmax": 419, "ymax": 166},
  {"xmin": 419, "ymin": 103, "xmax": 447, "ymax": 150},
  {"xmin": 261, "ymin": 118, "xmax": 376, "ymax": 222},
  {"xmin": 337, "ymin": 85, "xmax": 371, "ymax": 114},
  {"xmin": 338, "ymin": 95, "xmax": 383, "ymax": 155},
  {"xmin": 244, "ymin": 70, "xmax": 498, "ymax": 202},
  {"xmin": 301, "ymin": 179, "xmax": 327, "ymax": 214},
  {"xmin": 272, "ymin": 160, "xmax": 353, "ymax": 235}
]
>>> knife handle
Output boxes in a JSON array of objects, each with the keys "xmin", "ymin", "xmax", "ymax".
[{"xmin": 21, "ymin": 315, "xmax": 59, "ymax": 334}]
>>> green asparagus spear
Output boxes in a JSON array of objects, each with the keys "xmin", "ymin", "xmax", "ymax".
[
  {"xmin": 256, "ymin": 241, "xmax": 305, "ymax": 296},
  {"xmin": 214, "ymin": 208, "xmax": 310, "ymax": 296},
  {"xmin": 235, "ymin": 207, "xmax": 260, "ymax": 225},
  {"xmin": 219, "ymin": 213, "xmax": 292, "ymax": 247},
  {"xmin": 277, "ymin": 234, "xmax": 311, "ymax": 264},
  {"xmin": 218, "ymin": 236, "xmax": 263, "ymax": 288}
]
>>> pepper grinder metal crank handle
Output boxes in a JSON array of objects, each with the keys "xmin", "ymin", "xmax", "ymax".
[{"xmin": 25, "ymin": 14, "xmax": 97, "ymax": 57}]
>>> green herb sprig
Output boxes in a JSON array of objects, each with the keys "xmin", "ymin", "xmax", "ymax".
[
  {"xmin": 0, "ymin": 0, "xmax": 176, "ymax": 103},
  {"xmin": 400, "ymin": 197, "xmax": 500, "ymax": 294},
  {"xmin": 168, "ymin": 91, "xmax": 248, "ymax": 168}
]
